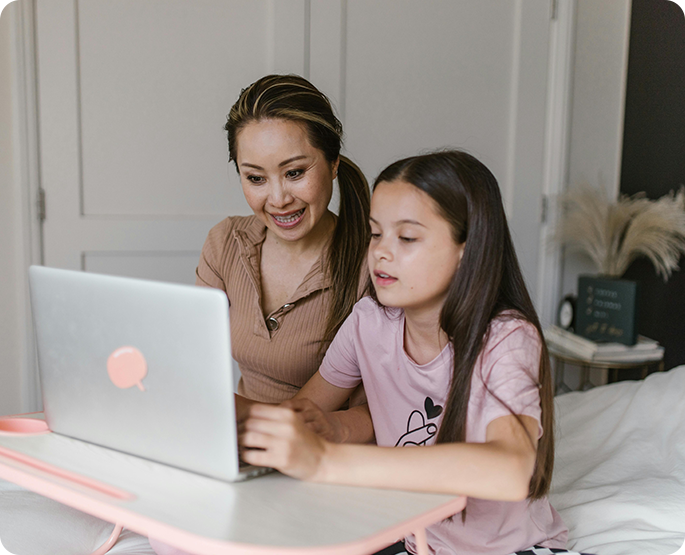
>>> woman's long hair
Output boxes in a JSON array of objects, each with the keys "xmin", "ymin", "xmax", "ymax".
[
  {"xmin": 225, "ymin": 74, "xmax": 370, "ymax": 347},
  {"xmin": 370, "ymin": 150, "xmax": 554, "ymax": 499}
]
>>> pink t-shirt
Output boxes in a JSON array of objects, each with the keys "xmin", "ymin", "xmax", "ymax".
[{"xmin": 319, "ymin": 297, "xmax": 568, "ymax": 555}]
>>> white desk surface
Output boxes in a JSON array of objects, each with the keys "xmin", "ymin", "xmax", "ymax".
[{"xmin": 0, "ymin": 418, "xmax": 465, "ymax": 555}]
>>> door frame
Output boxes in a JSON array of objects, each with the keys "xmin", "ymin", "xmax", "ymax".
[
  {"xmin": 9, "ymin": 0, "xmax": 43, "ymax": 412},
  {"xmin": 536, "ymin": 0, "xmax": 577, "ymax": 327}
]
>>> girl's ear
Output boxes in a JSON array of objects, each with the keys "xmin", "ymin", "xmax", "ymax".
[{"xmin": 456, "ymin": 242, "xmax": 466, "ymax": 265}]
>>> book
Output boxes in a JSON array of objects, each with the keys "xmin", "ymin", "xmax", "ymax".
[{"xmin": 543, "ymin": 326, "xmax": 663, "ymax": 363}]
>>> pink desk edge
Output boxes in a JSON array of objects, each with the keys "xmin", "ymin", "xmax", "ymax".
[{"xmin": 0, "ymin": 414, "xmax": 466, "ymax": 555}]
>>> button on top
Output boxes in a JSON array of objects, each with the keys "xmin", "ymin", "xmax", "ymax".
[
  {"xmin": 266, "ymin": 317, "xmax": 279, "ymax": 331},
  {"xmin": 283, "ymin": 303, "xmax": 293, "ymax": 309}
]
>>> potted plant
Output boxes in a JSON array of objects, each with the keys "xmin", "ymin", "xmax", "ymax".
[{"xmin": 554, "ymin": 185, "xmax": 685, "ymax": 345}]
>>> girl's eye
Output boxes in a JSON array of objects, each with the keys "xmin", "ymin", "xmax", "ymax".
[
  {"xmin": 286, "ymin": 169, "xmax": 304, "ymax": 179},
  {"xmin": 399, "ymin": 236, "xmax": 417, "ymax": 243},
  {"xmin": 246, "ymin": 175, "xmax": 265, "ymax": 184},
  {"xmin": 370, "ymin": 232, "xmax": 381, "ymax": 240}
]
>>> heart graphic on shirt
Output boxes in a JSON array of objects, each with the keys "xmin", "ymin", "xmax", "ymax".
[{"xmin": 424, "ymin": 397, "xmax": 443, "ymax": 420}]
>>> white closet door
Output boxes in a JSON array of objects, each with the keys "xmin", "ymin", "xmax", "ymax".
[
  {"xmin": 311, "ymin": 0, "xmax": 552, "ymax": 302},
  {"xmin": 35, "ymin": 0, "xmax": 308, "ymax": 284},
  {"xmin": 36, "ymin": 0, "xmax": 552, "ymax": 300}
]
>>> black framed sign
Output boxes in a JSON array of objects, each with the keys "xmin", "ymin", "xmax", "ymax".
[{"xmin": 576, "ymin": 275, "xmax": 639, "ymax": 346}]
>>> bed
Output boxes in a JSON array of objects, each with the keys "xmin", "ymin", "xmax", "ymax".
[{"xmin": 1, "ymin": 367, "xmax": 685, "ymax": 555}]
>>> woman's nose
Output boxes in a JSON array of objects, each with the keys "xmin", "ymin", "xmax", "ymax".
[{"xmin": 268, "ymin": 181, "xmax": 293, "ymax": 208}]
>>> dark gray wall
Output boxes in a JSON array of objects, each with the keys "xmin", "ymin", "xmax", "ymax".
[{"xmin": 620, "ymin": 0, "xmax": 685, "ymax": 371}]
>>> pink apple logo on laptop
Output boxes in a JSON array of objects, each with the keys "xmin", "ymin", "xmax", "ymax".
[{"xmin": 107, "ymin": 346, "xmax": 147, "ymax": 392}]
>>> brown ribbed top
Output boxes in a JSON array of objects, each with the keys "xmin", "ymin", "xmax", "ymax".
[{"xmin": 196, "ymin": 215, "xmax": 339, "ymax": 404}]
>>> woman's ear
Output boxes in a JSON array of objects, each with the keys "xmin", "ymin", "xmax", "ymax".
[{"xmin": 332, "ymin": 157, "xmax": 340, "ymax": 180}]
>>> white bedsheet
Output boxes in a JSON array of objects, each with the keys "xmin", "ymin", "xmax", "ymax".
[
  {"xmin": 2, "ymin": 368, "xmax": 685, "ymax": 555},
  {"xmin": 0, "ymin": 479, "xmax": 153, "ymax": 555},
  {"xmin": 551, "ymin": 365, "xmax": 685, "ymax": 555}
]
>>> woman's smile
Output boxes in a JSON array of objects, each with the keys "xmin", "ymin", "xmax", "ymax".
[{"xmin": 270, "ymin": 208, "xmax": 306, "ymax": 228}]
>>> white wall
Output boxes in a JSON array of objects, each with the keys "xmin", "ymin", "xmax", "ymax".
[{"xmin": 0, "ymin": 2, "xmax": 23, "ymax": 416}]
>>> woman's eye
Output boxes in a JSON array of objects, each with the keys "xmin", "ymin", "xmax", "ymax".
[
  {"xmin": 370, "ymin": 232, "xmax": 381, "ymax": 240},
  {"xmin": 246, "ymin": 175, "xmax": 265, "ymax": 184},
  {"xmin": 399, "ymin": 236, "xmax": 417, "ymax": 243},
  {"xmin": 286, "ymin": 169, "xmax": 304, "ymax": 179}
]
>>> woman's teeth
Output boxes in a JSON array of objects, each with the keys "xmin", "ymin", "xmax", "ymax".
[{"xmin": 273, "ymin": 209, "xmax": 304, "ymax": 223}]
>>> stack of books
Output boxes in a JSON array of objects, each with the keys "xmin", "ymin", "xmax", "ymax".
[{"xmin": 544, "ymin": 326, "xmax": 664, "ymax": 362}]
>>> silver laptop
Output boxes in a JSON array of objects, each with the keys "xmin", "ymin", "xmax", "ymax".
[{"xmin": 28, "ymin": 265, "xmax": 269, "ymax": 482}]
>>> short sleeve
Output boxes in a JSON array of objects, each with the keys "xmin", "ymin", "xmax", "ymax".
[
  {"xmin": 475, "ymin": 320, "xmax": 543, "ymax": 438},
  {"xmin": 195, "ymin": 220, "xmax": 229, "ymax": 291},
  {"xmin": 319, "ymin": 307, "xmax": 363, "ymax": 389}
]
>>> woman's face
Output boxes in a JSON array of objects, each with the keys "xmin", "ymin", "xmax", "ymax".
[
  {"xmin": 235, "ymin": 118, "xmax": 338, "ymax": 244},
  {"xmin": 368, "ymin": 180, "xmax": 464, "ymax": 316}
]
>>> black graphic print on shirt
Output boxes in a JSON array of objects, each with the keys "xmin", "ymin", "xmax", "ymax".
[{"xmin": 395, "ymin": 397, "xmax": 443, "ymax": 447}]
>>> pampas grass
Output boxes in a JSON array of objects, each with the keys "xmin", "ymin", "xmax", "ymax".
[{"xmin": 554, "ymin": 184, "xmax": 685, "ymax": 280}]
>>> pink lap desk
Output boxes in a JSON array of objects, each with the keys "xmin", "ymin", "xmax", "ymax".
[{"xmin": 0, "ymin": 414, "xmax": 465, "ymax": 555}]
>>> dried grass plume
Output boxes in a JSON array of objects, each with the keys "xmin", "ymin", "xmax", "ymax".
[{"xmin": 554, "ymin": 184, "xmax": 685, "ymax": 281}]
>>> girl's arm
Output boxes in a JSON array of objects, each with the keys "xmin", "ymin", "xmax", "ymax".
[{"xmin": 241, "ymin": 405, "xmax": 537, "ymax": 502}]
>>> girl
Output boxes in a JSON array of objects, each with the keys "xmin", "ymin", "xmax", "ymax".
[{"xmin": 242, "ymin": 150, "xmax": 580, "ymax": 554}]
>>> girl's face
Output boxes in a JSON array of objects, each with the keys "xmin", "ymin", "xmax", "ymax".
[
  {"xmin": 236, "ymin": 118, "xmax": 338, "ymax": 244},
  {"xmin": 368, "ymin": 180, "xmax": 465, "ymax": 315}
]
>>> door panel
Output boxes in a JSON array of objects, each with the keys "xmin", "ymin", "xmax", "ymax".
[{"xmin": 36, "ymin": 0, "xmax": 307, "ymax": 283}]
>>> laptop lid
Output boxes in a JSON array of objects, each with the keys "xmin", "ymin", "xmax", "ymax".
[{"xmin": 28, "ymin": 265, "xmax": 241, "ymax": 482}]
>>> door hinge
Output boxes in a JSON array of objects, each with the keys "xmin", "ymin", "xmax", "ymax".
[
  {"xmin": 550, "ymin": 0, "xmax": 558, "ymax": 20},
  {"xmin": 37, "ymin": 188, "xmax": 46, "ymax": 222},
  {"xmin": 541, "ymin": 195, "xmax": 549, "ymax": 224}
]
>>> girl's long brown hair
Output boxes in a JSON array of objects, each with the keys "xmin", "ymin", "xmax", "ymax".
[
  {"xmin": 225, "ymin": 74, "xmax": 370, "ymax": 347},
  {"xmin": 371, "ymin": 150, "xmax": 554, "ymax": 499}
]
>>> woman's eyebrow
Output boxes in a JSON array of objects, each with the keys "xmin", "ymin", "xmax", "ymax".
[
  {"xmin": 240, "ymin": 155, "xmax": 308, "ymax": 171},
  {"xmin": 279, "ymin": 155, "xmax": 307, "ymax": 167}
]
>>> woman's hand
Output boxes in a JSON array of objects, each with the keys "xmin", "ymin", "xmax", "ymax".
[
  {"xmin": 281, "ymin": 398, "xmax": 345, "ymax": 443},
  {"xmin": 240, "ymin": 404, "xmax": 329, "ymax": 481}
]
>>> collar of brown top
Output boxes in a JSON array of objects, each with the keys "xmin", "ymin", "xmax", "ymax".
[{"xmin": 233, "ymin": 216, "xmax": 333, "ymax": 307}]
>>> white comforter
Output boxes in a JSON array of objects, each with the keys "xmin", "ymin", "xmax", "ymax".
[
  {"xmin": 2, "ymin": 367, "xmax": 685, "ymax": 555},
  {"xmin": 551, "ymin": 365, "xmax": 685, "ymax": 555}
]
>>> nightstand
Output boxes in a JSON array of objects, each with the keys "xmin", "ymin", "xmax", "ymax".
[{"xmin": 548, "ymin": 344, "xmax": 665, "ymax": 394}]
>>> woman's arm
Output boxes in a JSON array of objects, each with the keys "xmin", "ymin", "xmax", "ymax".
[
  {"xmin": 285, "ymin": 372, "xmax": 375, "ymax": 444},
  {"xmin": 237, "ymin": 372, "xmax": 374, "ymax": 444},
  {"xmin": 241, "ymin": 406, "xmax": 537, "ymax": 502}
]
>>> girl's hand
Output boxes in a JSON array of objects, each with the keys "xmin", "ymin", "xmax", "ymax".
[
  {"xmin": 240, "ymin": 404, "xmax": 329, "ymax": 481},
  {"xmin": 281, "ymin": 398, "xmax": 345, "ymax": 443},
  {"xmin": 234, "ymin": 393, "xmax": 258, "ymax": 434}
]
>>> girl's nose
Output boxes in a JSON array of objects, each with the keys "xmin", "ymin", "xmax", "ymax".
[{"xmin": 371, "ymin": 237, "xmax": 393, "ymax": 261}]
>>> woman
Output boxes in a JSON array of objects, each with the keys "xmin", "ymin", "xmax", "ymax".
[{"xmin": 196, "ymin": 74, "xmax": 370, "ymax": 407}]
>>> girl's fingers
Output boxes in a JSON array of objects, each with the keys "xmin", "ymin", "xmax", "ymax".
[
  {"xmin": 240, "ymin": 430, "xmax": 275, "ymax": 450},
  {"xmin": 249, "ymin": 403, "xmax": 295, "ymax": 421},
  {"xmin": 241, "ymin": 447, "xmax": 272, "ymax": 468}
]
